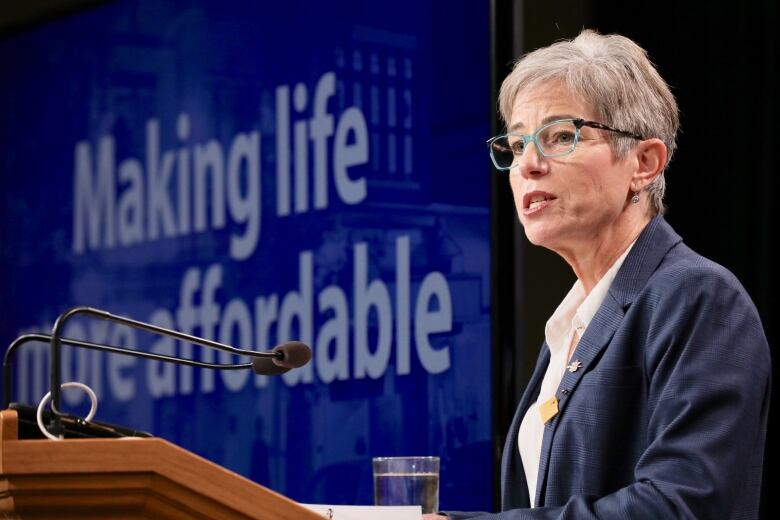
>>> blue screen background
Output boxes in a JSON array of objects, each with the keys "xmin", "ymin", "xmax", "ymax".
[{"xmin": 0, "ymin": 0, "xmax": 492, "ymax": 509}]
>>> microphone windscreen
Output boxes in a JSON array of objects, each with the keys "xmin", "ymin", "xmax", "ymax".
[
  {"xmin": 272, "ymin": 341, "xmax": 312, "ymax": 368},
  {"xmin": 251, "ymin": 357, "xmax": 291, "ymax": 375}
]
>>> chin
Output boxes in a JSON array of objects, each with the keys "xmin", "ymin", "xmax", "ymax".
[
  {"xmin": 522, "ymin": 225, "xmax": 552, "ymax": 247},
  {"xmin": 522, "ymin": 221, "xmax": 565, "ymax": 250}
]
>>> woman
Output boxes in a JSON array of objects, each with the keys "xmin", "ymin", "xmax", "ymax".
[{"xmin": 426, "ymin": 30, "xmax": 770, "ymax": 519}]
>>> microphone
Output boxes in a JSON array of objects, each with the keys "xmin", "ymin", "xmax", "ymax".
[
  {"xmin": 251, "ymin": 341, "xmax": 312, "ymax": 374},
  {"xmin": 2, "ymin": 333, "xmax": 308, "ymax": 410},
  {"xmin": 33, "ymin": 306, "xmax": 311, "ymax": 435}
]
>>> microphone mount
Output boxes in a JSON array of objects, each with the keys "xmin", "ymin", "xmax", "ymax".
[
  {"xmin": 41, "ymin": 306, "xmax": 307, "ymax": 435},
  {"xmin": 3, "ymin": 332, "xmax": 259, "ymax": 410}
]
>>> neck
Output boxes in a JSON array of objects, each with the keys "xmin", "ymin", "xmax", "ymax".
[{"xmin": 556, "ymin": 210, "xmax": 652, "ymax": 294}]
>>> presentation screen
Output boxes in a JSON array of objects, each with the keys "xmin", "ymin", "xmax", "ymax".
[{"xmin": 0, "ymin": 0, "xmax": 491, "ymax": 509}]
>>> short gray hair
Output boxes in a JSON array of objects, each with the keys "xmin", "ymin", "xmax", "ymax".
[{"xmin": 498, "ymin": 30, "xmax": 679, "ymax": 214}]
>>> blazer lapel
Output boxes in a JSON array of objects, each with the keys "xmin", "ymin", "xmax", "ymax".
[
  {"xmin": 501, "ymin": 344, "xmax": 549, "ymax": 509},
  {"xmin": 532, "ymin": 294, "xmax": 626, "ymax": 507},
  {"xmin": 532, "ymin": 215, "xmax": 682, "ymax": 507}
]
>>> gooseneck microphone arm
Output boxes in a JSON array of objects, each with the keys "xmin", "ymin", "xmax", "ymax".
[
  {"xmin": 47, "ymin": 306, "xmax": 299, "ymax": 434},
  {"xmin": 3, "ymin": 333, "xmax": 255, "ymax": 410}
]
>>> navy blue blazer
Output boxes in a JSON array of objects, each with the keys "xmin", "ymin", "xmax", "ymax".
[{"xmin": 447, "ymin": 216, "xmax": 771, "ymax": 519}]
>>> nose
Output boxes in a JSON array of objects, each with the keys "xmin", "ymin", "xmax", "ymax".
[{"xmin": 514, "ymin": 143, "xmax": 548, "ymax": 179}]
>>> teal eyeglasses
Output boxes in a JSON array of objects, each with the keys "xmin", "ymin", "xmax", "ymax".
[{"xmin": 487, "ymin": 118, "xmax": 644, "ymax": 171}]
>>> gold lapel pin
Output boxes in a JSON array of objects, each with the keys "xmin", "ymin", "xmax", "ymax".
[
  {"xmin": 567, "ymin": 359, "xmax": 582, "ymax": 373},
  {"xmin": 539, "ymin": 396, "xmax": 559, "ymax": 424}
]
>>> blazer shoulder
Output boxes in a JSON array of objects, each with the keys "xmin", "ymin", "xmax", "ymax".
[
  {"xmin": 638, "ymin": 241, "xmax": 770, "ymax": 363},
  {"xmin": 649, "ymin": 241, "xmax": 752, "ymax": 299}
]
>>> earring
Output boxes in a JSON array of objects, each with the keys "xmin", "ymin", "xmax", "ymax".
[{"xmin": 631, "ymin": 192, "xmax": 640, "ymax": 204}]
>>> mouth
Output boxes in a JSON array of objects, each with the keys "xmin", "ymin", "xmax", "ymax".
[{"xmin": 523, "ymin": 191, "xmax": 557, "ymax": 213}]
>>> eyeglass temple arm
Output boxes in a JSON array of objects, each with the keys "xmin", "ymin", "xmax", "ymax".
[{"xmin": 578, "ymin": 119, "xmax": 644, "ymax": 140}]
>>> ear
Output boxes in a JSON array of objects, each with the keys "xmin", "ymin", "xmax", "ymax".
[{"xmin": 630, "ymin": 138, "xmax": 667, "ymax": 191}]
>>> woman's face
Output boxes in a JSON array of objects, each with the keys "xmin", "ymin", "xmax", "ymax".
[{"xmin": 507, "ymin": 84, "xmax": 635, "ymax": 254}]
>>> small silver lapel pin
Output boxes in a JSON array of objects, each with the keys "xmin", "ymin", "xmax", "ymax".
[{"xmin": 567, "ymin": 359, "xmax": 582, "ymax": 373}]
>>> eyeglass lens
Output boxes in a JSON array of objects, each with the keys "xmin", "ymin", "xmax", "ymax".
[{"xmin": 490, "ymin": 120, "xmax": 578, "ymax": 168}]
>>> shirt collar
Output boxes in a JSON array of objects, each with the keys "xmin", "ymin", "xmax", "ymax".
[{"xmin": 544, "ymin": 240, "xmax": 637, "ymax": 356}]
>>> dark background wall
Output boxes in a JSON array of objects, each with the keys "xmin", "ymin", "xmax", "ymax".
[{"xmin": 492, "ymin": 0, "xmax": 778, "ymax": 516}]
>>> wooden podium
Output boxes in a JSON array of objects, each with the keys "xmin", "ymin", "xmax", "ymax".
[{"xmin": 0, "ymin": 409, "xmax": 325, "ymax": 519}]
